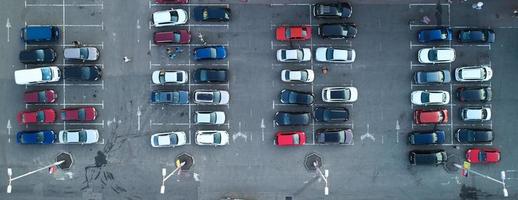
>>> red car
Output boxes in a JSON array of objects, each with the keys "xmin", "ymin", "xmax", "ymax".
[
  {"xmin": 153, "ymin": 30, "xmax": 191, "ymax": 44},
  {"xmin": 466, "ymin": 148, "xmax": 500, "ymax": 164},
  {"xmin": 275, "ymin": 131, "xmax": 306, "ymax": 146},
  {"xmin": 414, "ymin": 109, "xmax": 448, "ymax": 124},
  {"xmin": 60, "ymin": 107, "xmax": 97, "ymax": 121},
  {"xmin": 155, "ymin": 0, "xmax": 188, "ymax": 4},
  {"xmin": 24, "ymin": 89, "xmax": 57, "ymax": 104},
  {"xmin": 17, "ymin": 108, "xmax": 56, "ymax": 125},
  {"xmin": 276, "ymin": 25, "xmax": 312, "ymax": 41}
]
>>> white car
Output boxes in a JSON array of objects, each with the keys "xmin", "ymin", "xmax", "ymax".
[
  {"xmin": 57, "ymin": 129, "xmax": 99, "ymax": 144},
  {"xmin": 152, "ymin": 9, "xmax": 188, "ymax": 27},
  {"xmin": 321, "ymin": 87, "xmax": 358, "ymax": 103},
  {"xmin": 64, "ymin": 47, "xmax": 100, "ymax": 61},
  {"xmin": 315, "ymin": 47, "xmax": 356, "ymax": 63},
  {"xmin": 152, "ymin": 70, "xmax": 188, "ymax": 84},
  {"xmin": 194, "ymin": 111, "xmax": 226, "ymax": 125},
  {"xmin": 455, "ymin": 65, "xmax": 493, "ymax": 82},
  {"xmin": 14, "ymin": 66, "xmax": 61, "ymax": 85},
  {"xmin": 195, "ymin": 130, "xmax": 229, "ymax": 146},
  {"xmin": 150, "ymin": 131, "xmax": 187, "ymax": 147},
  {"xmin": 411, "ymin": 90, "xmax": 450, "ymax": 106},
  {"xmin": 276, "ymin": 48, "xmax": 311, "ymax": 62},
  {"xmin": 281, "ymin": 69, "xmax": 314, "ymax": 83},
  {"xmin": 461, "ymin": 107, "xmax": 491, "ymax": 121},
  {"xmin": 418, "ymin": 47, "xmax": 455, "ymax": 64},
  {"xmin": 194, "ymin": 90, "xmax": 230, "ymax": 105}
]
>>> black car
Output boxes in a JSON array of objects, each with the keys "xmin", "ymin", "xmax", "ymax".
[
  {"xmin": 413, "ymin": 70, "xmax": 451, "ymax": 84},
  {"xmin": 456, "ymin": 87, "xmax": 492, "ymax": 102},
  {"xmin": 193, "ymin": 6, "xmax": 231, "ymax": 22},
  {"xmin": 64, "ymin": 65, "xmax": 102, "ymax": 81},
  {"xmin": 458, "ymin": 29, "xmax": 495, "ymax": 43},
  {"xmin": 19, "ymin": 48, "xmax": 57, "ymax": 64},
  {"xmin": 318, "ymin": 23, "xmax": 357, "ymax": 39},
  {"xmin": 275, "ymin": 112, "xmax": 311, "ymax": 126},
  {"xmin": 314, "ymin": 107, "xmax": 349, "ymax": 122},
  {"xmin": 315, "ymin": 128, "xmax": 353, "ymax": 144},
  {"xmin": 409, "ymin": 150, "xmax": 447, "ymax": 165},
  {"xmin": 280, "ymin": 89, "xmax": 314, "ymax": 105},
  {"xmin": 313, "ymin": 2, "xmax": 352, "ymax": 18},
  {"xmin": 150, "ymin": 90, "xmax": 189, "ymax": 104},
  {"xmin": 194, "ymin": 68, "xmax": 228, "ymax": 83},
  {"xmin": 456, "ymin": 128, "xmax": 493, "ymax": 143}
]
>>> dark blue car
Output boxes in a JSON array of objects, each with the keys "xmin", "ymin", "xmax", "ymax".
[
  {"xmin": 193, "ymin": 7, "xmax": 231, "ymax": 22},
  {"xmin": 408, "ymin": 130, "xmax": 445, "ymax": 145},
  {"xmin": 193, "ymin": 46, "xmax": 227, "ymax": 60},
  {"xmin": 457, "ymin": 29, "xmax": 495, "ymax": 43},
  {"xmin": 21, "ymin": 25, "xmax": 60, "ymax": 43},
  {"xmin": 417, "ymin": 27, "xmax": 452, "ymax": 43},
  {"xmin": 414, "ymin": 70, "xmax": 451, "ymax": 84},
  {"xmin": 151, "ymin": 90, "xmax": 189, "ymax": 104},
  {"xmin": 16, "ymin": 130, "xmax": 55, "ymax": 144}
]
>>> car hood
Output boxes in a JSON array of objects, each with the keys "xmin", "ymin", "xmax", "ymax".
[
  {"xmin": 418, "ymin": 49, "xmax": 431, "ymax": 63},
  {"xmin": 151, "ymin": 71, "xmax": 161, "ymax": 84},
  {"xmin": 219, "ymin": 91, "xmax": 230, "ymax": 104},
  {"xmin": 315, "ymin": 47, "xmax": 327, "ymax": 61}
]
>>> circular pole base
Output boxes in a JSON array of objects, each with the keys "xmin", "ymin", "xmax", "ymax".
[
  {"xmin": 304, "ymin": 153, "xmax": 322, "ymax": 171},
  {"xmin": 56, "ymin": 152, "xmax": 73, "ymax": 170},
  {"xmin": 176, "ymin": 153, "xmax": 194, "ymax": 171}
]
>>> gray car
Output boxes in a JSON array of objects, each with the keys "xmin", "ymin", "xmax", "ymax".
[{"xmin": 64, "ymin": 47, "xmax": 99, "ymax": 62}]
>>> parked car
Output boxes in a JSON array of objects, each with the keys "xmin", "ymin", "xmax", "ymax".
[
  {"xmin": 152, "ymin": 70, "xmax": 188, "ymax": 84},
  {"xmin": 321, "ymin": 87, "xmax": 358, "ymax": 103},
  {"xmin": 274, "ymin": 112, "xmax": 311, "ymax": 126},
  {"xmin": 315, "ymin": 128, "xmax": 353, "ymax": 144},
  {"xmin": 418, "ymin": 47, "xmax": 455, "ymax": 64},
  {"xmin": 151, "ymin": 90, "xmax": 189, "ymax": 104},
  {"xmin": 17, "ymin": 108, "xmax": 56, "ymax": 125},
  {"xmin": 281, "ymin": 69, "xmax": 314, "ymax": 83},
  {"xmin": 64, "ymin": 66, "xmax": 102, "ymax": 81},
  {"xmin": 193, "ymin": 46, "xmax": 227, "ymax": 60},
  {"xmin": 280, "ymin": 89, "xmax": 314, "ymax": 105},
  {"xmin": 410, "ymin": 90, "xmax": 450, "ymax": 106},
  {"xmin": 275, "ymin": 131, "xmax": 306, "ymax": 146},
  {"xmin": 24, "ymin": 89, "xmax": 57, "ymax": 104},
  {"xmin": 195, "ymin": 130, "xmax": 229, "ymax": 146},
  {"xmin": 466, "ymin": 148, "xmax": 500, "ymax": 164},
  {"xmin": 456, "ymin": 87, "xmax": 492, "ymax": 102},
  {"xmin": 409, "ymin": 150, "xmax": 447, "ymax": 165},
  {"xmin": 193, "ymin": 6, "xmax": 231, "ymax": 22},
  {"xmin": 64, "ymin": 47, "xmax": 99, "ymax": 62},
  {"xmin": 152, "ymin": 8, "xmax": 188, "ymax": 27},
  {"xmin": 417, "ymin": 27, "xmax": 452, "ymax": 43},
  {"xmin": 313, "ymin": 2, "xmax": 352, "ymax": 18},
  {"xmin": 194, "ymin": 69, "xmax": 228, "ymax": 83},
  {"xmin": 315, "ymin": 47, "xmax": 355, "ymax": 63},
  {"xmin": 276, "ymin": 48, "xmax": 311, "ymax": 62},
  {"xmin": 456, "ymin": 128, "xmax": 493, "ymax": 143},
  {"xmin": 318, "ymin": 23, "xmax": 357, "ymax": 39},
  {"xmin": 155, "ymin": 0, "xmax": 188, "ymax": 3},
  {"xmin": 314, "ymin": 107, "xmax": 349, "ymax": 122},
  {"xmin": 457, "ymin": 29, "xmax": 495, "ymax": 43},
  {"xmin": 408, "ymin": 130, "xmax": 445, "ymax": 145},
  {"xmin": 275, "ymin": 25, "xmax": 312, "ymax": 41},
  {"xmin": 153, "ymin": 30, "xmax": 191, "ymax": 44},
  {"xmin": 19, "ymin": 48, "xmax": 57, "ymax": 64},
  {"xmin": 455, "ymin": 65, "xmax": 493, "ymax": 82},
  {"xmin": 14, "ymin": 66, "xmax": 61, "ymax": 85},
  {"xmin": 21, "ymin": 25, "xmax": 60, "ymax": 43},
  {"xmin": 414, "ymin": 109, "xmax": 448, "ymax": 124},
  {"xmin": 57, "ymin": 129, "xmax": 99, "ymax": 144},
  {"xmin": 60, "ymin": 107, "xmax": 97, "ymax": 121},
  {"xmin": 150, "ymin": 131, "xmax": 187, "ymax": 147},
  {"xmin": 16, "ymin": 130, "xmax": 55, "ymax": 144},
  {"xmin": 413, "ymin": 69, "xmax": 451, "ymax": 84},
  {"xmin": 193, "ymin": 90, "xmax": 229, "ymax": 105},
  {"xmin": 194, "ymin": 111, "xmax": 226, "ymax": 125},
  {"xmin": 460, "ymin": 107, "xmax": 491, "ymax": 122}
]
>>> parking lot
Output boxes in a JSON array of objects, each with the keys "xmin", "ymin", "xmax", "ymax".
[{"xmin": 1, "ymin": 0, "xmax": 518, "ymax": 200}]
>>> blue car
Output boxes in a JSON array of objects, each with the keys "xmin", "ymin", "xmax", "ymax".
[
  {"xmin": 408, "ymin": 130, "xmax": 445, "ymax": 145},
  {"xmin": 16, "ymin": 130, "xmax": 55, "ymax": 144},
  {"xmin": 193, "ymin": 46, "xmax": 227, "ymax": 60},
  {"xmin": 413, "ymin": 70, "xmax": 451, "ymax": 84},
  {"xmin": 417, "ymin": 27, "xmax": 452, "ymax": 43},
  {"xmin": 151, "ymin": 90, "xmax": 189, "ymax": 104}
]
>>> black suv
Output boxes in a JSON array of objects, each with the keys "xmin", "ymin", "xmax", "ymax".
[
  {"xmin": 316, "ymin": 128, "xmax": 353, "ymax": 144},
  {"xmin": 455, "ymin": 128, "xmax": 493, "ymax": 143},
  {"xmin": 274, "ymin": 112, "xmax": 310, "ymax": 126},
  {"xmin": 194, "ymin": 69, "xmax": 228, "ymax": 83},
  {"xmin": 313, "ymin": 2, "xmax": 352, "ymax": 18},
  {"xmin": 314, "ymin": 107, "xmax": 349, "ymax": 122},
  {"xmin": 64, "ymin": 65, "xmax": 102, "ymax": 81},
  {"xmin": 318, "ymin": 23, "xmax": 357, "ymax": 39},
  {"xmin": 456, "ymin": 87, "xmax": 492, "ymax": 102},
  {"xmin": 280, "ymin": 89, "xmax": 314, "ymax": 105},
  {"xmin": 409, "ymin": 150, "xmax": 447, "ymax": 165},
  {"xmin": 19, "ymin": 48, "xmax": 57, "ymax": 64}
]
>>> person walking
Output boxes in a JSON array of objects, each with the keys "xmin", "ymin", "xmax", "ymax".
[
  {"xmin": 322, "ymin": 66, "xmax": 329, "ymax": 75},
  {"xmin": 472, "ymin": 2, "xmax": 483, "ymax": 10},
  {"xmin": 123, "ymin": 56, "xmax": 131, "ymax": 63}
]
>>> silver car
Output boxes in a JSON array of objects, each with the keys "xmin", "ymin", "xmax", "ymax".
[
  {"xmin": 455, "ymin": 65, "xmax": 493, "ymax": 82},
  {"xmin": 64, "ymin": 47, "xmax": 99, "ymax": 61},
  {"xmin": 280, "ymin": 69, "xmax": 314, "ymax": 83},
  {"xmin": 194, "ymin": 111, "xmax": 226, "ymax": 125},
  {"xmin": 194, "ymin": 90, "xmax": 230, "ymax": 105},
  {"xmin": 418, "ymin": 47, "xmax": 455, "ymax": 64},
  {"xmin": 321, "ymin": 87, "xmax": 358, "ymax": 103},
  {"xmin": 150, "ymin": 131, "xmax": 187, "ymax": 147},
  {"xmin": 195, "ymin": 130, "xmax": 229, "ymax": 146},
  {"xmin": 461, "ymin": 107, "xmax": 491, "ymax": 122},
  {"xmin": 276, "ymin": 48, "xmax": 311, "ymax": 62},
  {"xmin": 315, "ymin": 47, "xmax": 355, "ymax": 63},
  {"xmin": 57, "ymin": 129, "xmax": 99, "ymax": 144}
]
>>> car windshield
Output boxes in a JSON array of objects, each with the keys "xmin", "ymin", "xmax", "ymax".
[
  {"xmin": 78, "ymin": 130, "xmax": 87, "ymax": 142},
  {"xmin": 479, "ymin": 151, "xmax": 486, "ymax": 161},
  {"xmin": 213, "ymin": 92, "xmax": 221, "ymax": 102},
  {"xmin": 428, "ymin": 50, "xmax": 437, "ymax": 61},
  {"xmin": 285, "ymin": 28, "xmax": 291, "ymax": 38},
  {"xmin": 159, "ymin": 72, "xmax": 166, "ymax": 83},
  {"xmin": 41, "ymin": 68, "xmax": 52, "ymax": 81},
  {"xmin": 37, "ymin": 111, "xmax": 45, "ymax": 122},
  {"xmin": 421, "ymin": 92, "xmax": 430, "ymax": 103},
  {"xmin": 214, "ymin": 133, "xmax": 221, "ymax": 144},
  {"xmin": 78, "ymin": 109, "xmax": 86, "ymax": 120},
  {"xmin": 210, "ymin": 48, "xmax": 217, "ymax": 58},
  {"xmin": 281, "ymin": 50, "xmax": 287, "ymax": 59},
  {"xmin": 38, "ymin": 91, "xmax": 46, "ymax": 101},
  {"xmin": 299, "ymin": 71, "xmax": 308, "ymax": 81},
  {"xmin": 170, "ymin": 11, "xmax": 179, "ymax": 22},
  {"xmin": 174, "ymin": 33, "xmax": 181, "ymax": 42},
  {"xmin": 36, "ymin": 132, "xmax": 45, "ymax": 142},
  {"xmin": 326, "ymin": 48, "xmax": 334, "ymax": 60},
  {"xmin": 338, "ymin": 131, "xmax": 345, "ymax": 142},
  {"xmin": 80, "ymin": 67, "xmax": 91, "ymax": 79},
  {"xmin": 481, "ymin": 109, "xmax": 488, "ymax": 118},
  {"xmin": 170, "ymin": 134, "xmax": 178, "ymax": 145},
  {"xmin": 35, "ymin": 49, "xmax": 45, "ymax": 60},
  {"xmin": 203, "ymin": 9, "xmax": 209, "ymax": 20},
  {"xmin": 331, "ymin": 90, "xmax": 347, "ymax": 100},
  {"xmin": 292, "ymin": 134, "xmax": 300, "ymax": 144},
  {"xmin": 79, "ymin": 48, "xmax": 89, "ymax": 59},
  {"xmin": 436, "ymin": 152, "xmax": 444, "ymax": 161}
]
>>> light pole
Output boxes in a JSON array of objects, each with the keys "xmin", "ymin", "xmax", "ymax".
[
  {"xmin": 313, "ymin": 161, "xmax": 329, "ymax": 196},
  {"xmin": 7, "ymin": 160, "xmax": 64, "ymax": 194},
  {"xmin": 454, "ymin": 164, "xmax": 509, "ymax": 197},
  {"xmin": 160, "ymin": 161, "xmax": 185, "ymax": 194}
]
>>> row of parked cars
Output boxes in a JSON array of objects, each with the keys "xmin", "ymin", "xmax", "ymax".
[
  {"xmin": 273, "ymin": 2, "xmax": 357, "ymax": 147},
  {"xmin": 408, "ymin": 27, "xmax": 498, "ymax": 165}
]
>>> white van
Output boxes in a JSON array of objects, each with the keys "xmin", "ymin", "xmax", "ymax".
[{"xmin": 14, "ymin": 66, "xmax": 61, "ymax": 85}]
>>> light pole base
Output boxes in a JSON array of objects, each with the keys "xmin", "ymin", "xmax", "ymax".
[
  {"xmin": 176, "ymin": 153, "xmax": 194, "ymax": 171},
  {"xmin": 304, "ymin": 153, "xmax": 322, "ymax": 171},
  {"xmin": 56, "ymin": 152, "xmax": 73, "ymax": 170}
]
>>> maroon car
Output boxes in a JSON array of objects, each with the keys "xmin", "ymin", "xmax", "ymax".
[
  {"xmin": 155, "ymin": 0, "xmax": 188, "ymax": 4},
  {"xmin": 153, "ymin": 30, "xmax": 191, "ymax": 44},
  {"xmin": 60, "ymin": 107, "xmax": 97, "ymax": 121},
  {"xmin": 24, "ymin": 89, "xmax": 57, "ymax": 104}
]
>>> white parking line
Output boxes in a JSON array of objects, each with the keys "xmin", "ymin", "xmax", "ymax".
[
  {"xmin": 177, "ymin": 24, "xmax": 229, "ymax": 28},
  {"xmin": 409, "ymin": 3, "xmax": 449, "ymax": 7},
  {"xmin": 26, "ymin": 101, "xmax": 104, "ymax": 108},
  {"xmin": 150, "ymin": 43, "xmax": 229, "ymax": 47},
  {"xmin": 26, "ymin": 43, "xmax": 104, "ymax": 47},
  {"xmin": 29, "ymin": 83, "xmax": 104, "ymax": 87},
  {"xmin": 270, "ymin": 3, "xmax": 310, "ymax": 6},
  {"xmin": 28, "ymin": 24, "xmax": 103, "ymax": 28},
  {"xmin": 53, "ymin": 121, "xmax": 105, "ymax": 126},
  {"xmin": 25, "ymin": 3, "xmax": 103, "ymax": 7},
  {"xmin": 150, "ymin": 3, "xmax": 229, "ymax": 7},
  {"xmin": 150, "ymin": 63, "xmax": 228, "ymax": 67}
]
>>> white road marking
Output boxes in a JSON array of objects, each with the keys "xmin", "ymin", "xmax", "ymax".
[
  {"xmin": 261, "ymin": 118, "xmax": 265, "ymax": 141},
  {"xmin": 360, "ymin": 124, "xmax": 375, "ymax": 143},
  {"xmin": 137, "ymin": 106, "xmax": 141, "ymax": 131},
  {"xmin": 5, "ymin": 18, "xmax": 11, "ymax": 42},
  {"xmin": 7, "ymin": 120, "xmax": 11, "ymax": 143},
  {"xmin": 232, "ymin": 122, "xmax": 247, "ymax": 142},
  {"xmin": 396, "ymin": 120, "xmax": 400, "ymax": 143}
]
